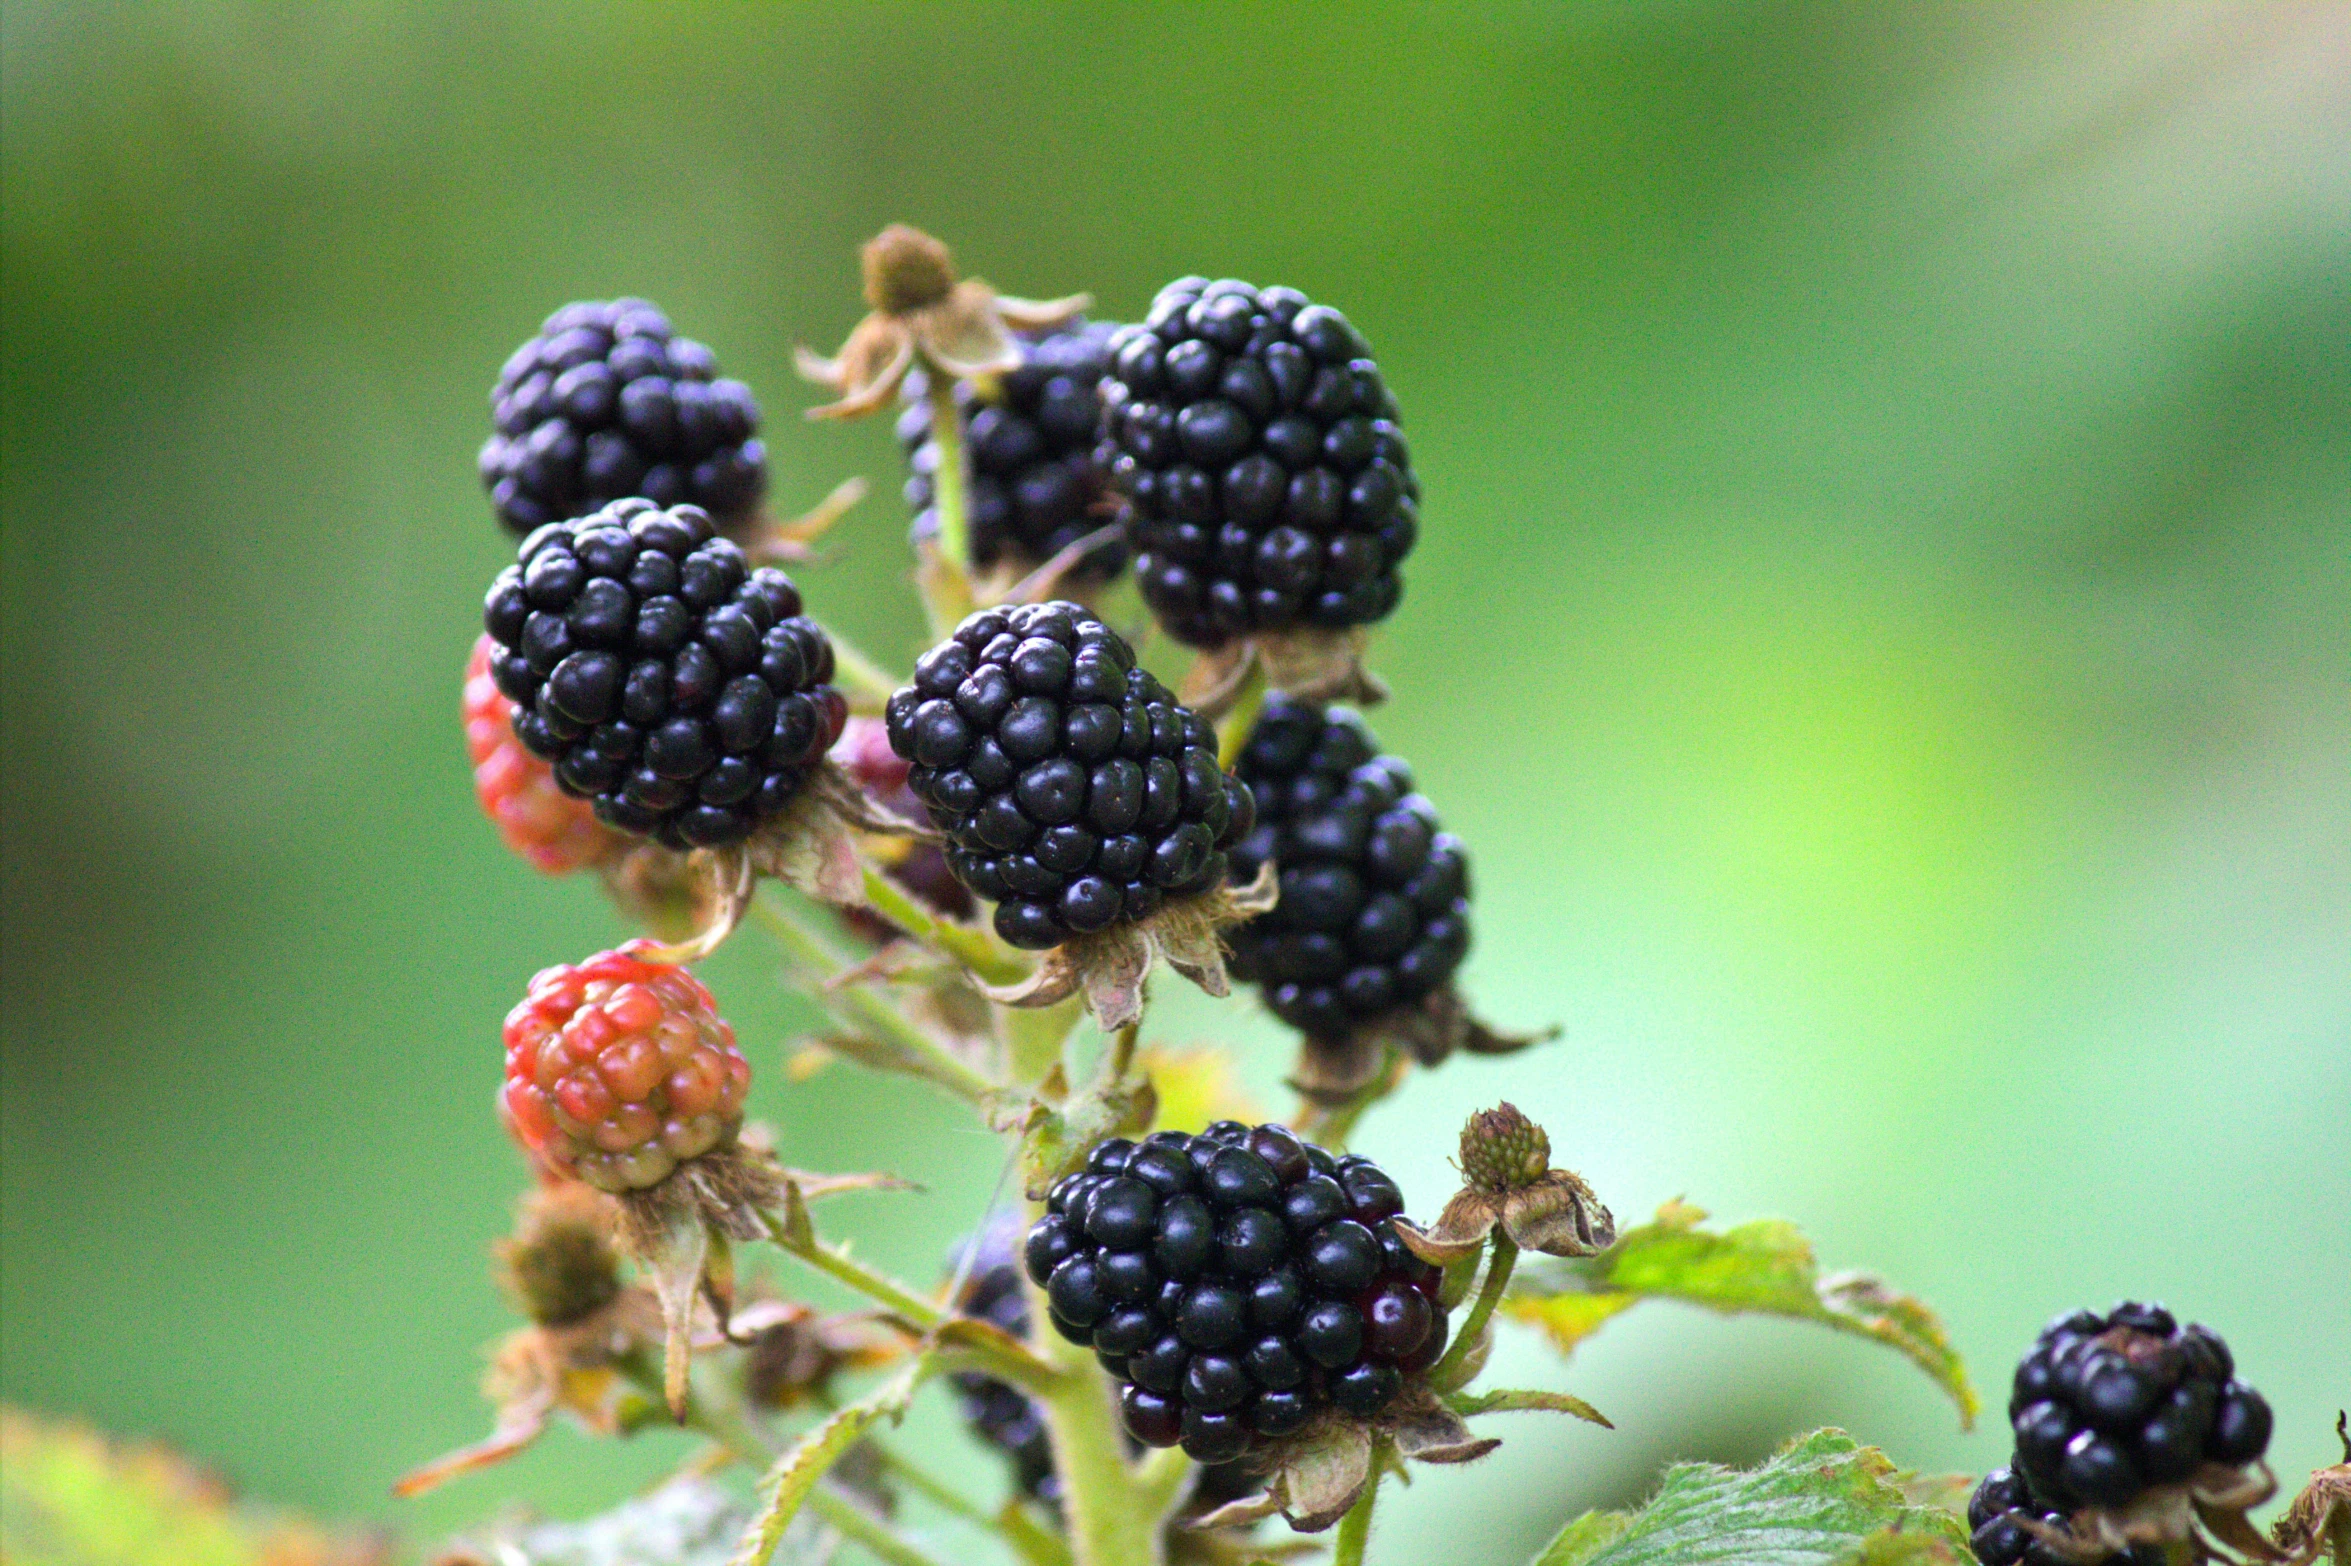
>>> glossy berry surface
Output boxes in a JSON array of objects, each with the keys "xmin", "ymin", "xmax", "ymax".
[
  {"xmin": 1026, "ymin": 1123, "xmax": 1445, "ymax": 1463},
  {"xmin": 482, "ymin": 499, "xmax": 846, "ymax": 850},
  {"xmin": 1100, "ymin": 278, "xmax": 1417, "ymax": 647},
  {"xmin": 464, "ymin": 633, "xmax": 616, "ymax": 874},
  {"xmin": 1965, "ymin": 1465, "xmax": 2167, "ymax": 1566},
  {"xmin": 899, "ymin": 321, "xmax": 1126, "ymax": 581},
  {"xmin": 884, "ymin": 601, "xmax": 1253, "ymax": 949},
  {"xmin": 500, "ymin": 947, "xmax": 750, "ymax": 1193},
  {"xmin": 480, "ymin": 298, "xmax": 765, "ymax": 536},
  {"xmin": 2005, "ymin": 1303, "xmax": 2270, "ymax": 1516},
  {"xmin": 831, "ymin": 716, "xmax": 975, "ymax": 926},
  {"xmin": 1227, "ymin": 697, "xmax": 1469, "ymax": 1037}
]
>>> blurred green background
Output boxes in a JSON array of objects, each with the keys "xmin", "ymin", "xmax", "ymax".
[{"xmin": 4, "ymin": 4, "xmax": 2346, "ymax": 1563}]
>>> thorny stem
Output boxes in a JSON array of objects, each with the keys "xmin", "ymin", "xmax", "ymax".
[
  {"xmin": 1433, "ymin": 1233, "xmax": 1519, "ymax": 1389},
  {"xmin": 1214, "ymin": 656, "xmax": 1267, "ymax": 771},
  {"xmin": 1031, "ymin": 1319, "xmax": 1168, "ymax": 1566},
  {"xmin": 1333, "ymin": 1449, "xmax": 1383, "ymax": 1566},
  {"xmin": 749, "ymin": 891, "xmax": 997, "ymax": 1105},
  {"xmin": 859, "ymin": 864, "xmax": 1030, "ymax": 985},
  {"xmin": 621, "ymin": 1359, "xmax": 951, "ymax": 1566}
]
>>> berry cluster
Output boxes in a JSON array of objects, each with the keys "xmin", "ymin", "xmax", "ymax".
[
  {"xmin": 482, "ymin": 500, "xmax": 846, "ymax": 850},
  {"xmin": 1100, "ymin": 279, "xmax": 1417, "ymax": 647},
  {"xmin": 898, "ymin": 321, "xmax": 1126, "ymax": 581},
  {"xmin": 884, "ymin": 601, "xmax": 1254, "ymax": 950},
  {"xmin": 1968, "ymin": 1303, "xmax": 2274, "ymax": 1565},
  {"xmin": 480, "ymin": 299, "xmax": 766, "ymax": 536},
  {"xmin": 1227, "ymin": 698, "xmax": 1470, "ymax": 1037},
  {"xmin": 464, "ymin": 633, "xmax": 615, "ymax": 874},
  {"xmin": 1024, "ymin": 1123, "xmax": 1447, "ymax": 1464},
  {"xmin": 499, "ymin": 947, "xmax": 751, "ymax": 1194},
  {"xmin": 948, "ymin": 1220, "xmax": 1060, "ymax": 1503},
  {"xmin": 1965, "ymin": 1467, "xmax": 2165, "ymax": 1566}
]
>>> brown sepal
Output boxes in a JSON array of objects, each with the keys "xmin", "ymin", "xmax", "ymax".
[
  {"xmin": 1195, "ymin": 1384, "xmax": 1499, "ymax": 1535},
  {"xmin": 1287, "ymin": 984, "xmax": 1556, "ymax": 1107},
  {"xmin": 980, "ymin": 862, "xmax": 1276, "ymax": 1030},
  {"xmin": 2272, "ymin": 1413, "xmax": 2351, "ymax": 1562},
  {"xmin": 2021, "ymin": 1461, "xmax": 2283, "ymax": 1563},
  {"xmin": 1179, "ymin": 628, "xmax": 1390, "ymax": 719}
]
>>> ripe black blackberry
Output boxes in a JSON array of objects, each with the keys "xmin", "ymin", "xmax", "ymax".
[
  {"xmin": 883, "ymin": 601, "xmax": 1254, "ymax": 950},
  {"xmin": 948, "ymin": 1219, "xmax": 1265, "ymax": 1511},
  {"xmin": 1226, "ymin": 697, "xmax": 1468, "ymax": 1040},
  {"xmin": 897, "ymin": 321, "xmax": 1127, "ymax": 582},
  {"xmin": 1023, "ymin": 1123, "xmax": 1449, "ymax": 1465},
  {"xmin": 1965, "ymin": 1466, "xmax": 2168, "ymax": 1566},
  {"xmin": 2005, "ymin": 1303, "xmax": 2272, "ymax": 1516},
  {"xmin": 1099, "ymin": 278, "xmax": 1417, "ymax": 647},
  {"xmin": 481, "ymin": 499, "xmax": 846, "ymax": 850},
  {"xmin": 481, "ymin": 299, "xmax": 766, "ymax": 537}
]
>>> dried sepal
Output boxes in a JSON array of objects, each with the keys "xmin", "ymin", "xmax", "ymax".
[
  {"xmin": 1179, "ymin": 628, "xmax": 1391, "ymax": 719},
  {"xmin": 2021, "ymin": 1461, "xmax": 2283, "ymax": 1564},
  {"xmin": 1286, "ymin": 985, "xmax": 1556, "ymax": 1107},
  {"xmin": 392, "ymin": 1283, "xmax": 669, "ymax": 1497},
  {"xmin": 797, "ymin": 225, "xmax": 1086, "ymax": 420},
  {"xmin": 980, "ymin": 862, "xmax": 1276, "ymax": 1030},
  {"xmin": 735, "ymin": 1298, "xmax": 900, "ymax": 1411},
  {"xmin": 1193, "ymin": 1385, "xmax": 1499, "ymax": 1536},
  {"xmin": 627, "ymin": 763, "xmax": 904, "ymax": 965},
  {"xmin": 2273, "ymin": 1413, "xmax": 2351, "ymax": 1563}
]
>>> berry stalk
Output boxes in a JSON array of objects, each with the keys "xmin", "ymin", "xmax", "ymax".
[
  {"xmin": 921, "ymin": 379, "xmax": 976, "ymax": 632},
  {"xmin": 857, "ymin": 863, "xmax": 1030, "ymax": 985},
  {"xmin": 1332, "ymin": 1455, "xmax": 1383, "ymax": 1566},
  {"xmin": 1030, "ymin": 1320, "xmax": 1171, "ymax": 1566},
  {"xmin": 1432, "ymin": 1233, "xmax": 1518, "ymax": 1389}
]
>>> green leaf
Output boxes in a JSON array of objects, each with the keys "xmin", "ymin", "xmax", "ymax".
[
  {"xmin": 1448, "ymin": 1387, "xmax": 1615, "ymax": 1427},
  {"xmin": 1505, "ymin": 1200, "xmax": 1979, "ymax": 1427},
  {"xmin": 1531, "ymin": 1428, "xmax": 1971, "ymax": 1566},
  {"xmin": 730, "ymin": 1361, "xmax": 929, "ymax": 1566}
]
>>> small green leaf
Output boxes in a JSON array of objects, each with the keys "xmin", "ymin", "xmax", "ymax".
[
  {"xmin": 1505, "ymin": 1200, "xmax": 1979, "ymax": 1427},
  {"xmin": 1531, "ymin": 1428, "xmax": 1971, "ymax": 1566},
  {"xmin": 730, "ymin": 1361, "xmax": 930, "ymax": 1566},
  {"xmin": 1448, "ymin": 1387, "xmax": 1614, "ymax": 1427}
]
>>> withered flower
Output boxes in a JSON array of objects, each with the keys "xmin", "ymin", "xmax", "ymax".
[
  {"xmin": 796, "ymin": 225, "xmax": 1087, "ymax": 420},
  {"xmin": 1400, "ymin": 1103, "xmax": 1616, "ymax": 1263},
  {"xmin": 2272, "ymin": 1413, "xmax": 2350, "ymax": 1563},
  {"xmin": 737, "ymin": 1298, "xmax": 900, "ymax": 1411}
]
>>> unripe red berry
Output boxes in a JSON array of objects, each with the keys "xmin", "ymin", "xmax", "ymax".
[
  {"xmin": 465, "ymin": 633, "xmax": 615, "ymax": 874},
  {"xmin": 499, "ymin": 946, "xmax": 750, "ymax": 1193}
]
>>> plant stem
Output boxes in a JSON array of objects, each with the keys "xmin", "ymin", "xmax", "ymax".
[
  {"xmin": 1214, "ymin": 657, "xmax": 1267, "ymax": 770},
  {"xmin": 750, "ymin": 892, "xmax": 997, "ymax": 1105},
  {"xmin": 918, "ymin": 376, "xmax": 975, "ymax": 632},
  {"xmin": 1433, "ymin": 1234, "xmax": 1518, "ymax": 1390},
  {"xmin": 805, "ymin": 1486, "xmax": 954, "ymax": 1566},
  {"xmin": 859, "ymin": 865, "xmax": 1029, "ymax": 985},
  {"xmin": 1030, "ymin": 1317, "xmax": 1165, "ymax": 1566},
  {"xmin": 1333, "ymin": 1452, "xmax": 1382, "ymax": 1566}
]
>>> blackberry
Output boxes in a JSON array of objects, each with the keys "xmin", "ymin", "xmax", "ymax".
[
  {"xmin": 1965, "ymin": 1465, "xmax": 2168, "ymax": 1566},
  {"xmin": 948, "ymin": 1219, "xmax": 1060, "ymax": 1503},
  {"xmin": 1227, "ymin": 697, "xmax": 1469, "ymax": 1039},
  {"xmin": 898, "ymin": 320, "xmax": 1127, "ymax": 582},
  {"xmin": 2006, "ymin": 1304, "xmax": 2271, "ymax": 1516},
  {"xmin": 947, "ymin": 1219, "xmax": 1265, "ymax": 1510},
  {"xmin": 1100, "ymin": 278, "xmax": 1417, "ymax": 647},
  {"xmin": 481, "ymin": 298, "xmax": 766, "ymax": 537},
  {"xmin": 883, "ymin": 601, "xmax": 1255, "ymax": 950},
  {"xmin": 1023, "ymin": 1123, "xmax": 1448, "ymax": 1464},
  {"xmin": 481, "ymin": 499, "xmax": 847, "ymax": 850}
]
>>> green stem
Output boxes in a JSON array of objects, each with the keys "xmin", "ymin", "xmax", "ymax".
[
  {"xmin": 1214, "ymin": 656, "xmax": 1267, "ymax": 771},
  {"xmin": 860, "ymin": 864, "xmax": 1029, "ymax": 985},
  {"xmin": 750, "ymin": 892, "xmax": 997, "ymax": 1105},
  {"xmin": 825, "ymin": 627, "xmax": 906, "ymax": 713},
  {"xmin": 1031, "ymin": 1319, "xmax": 1165, "ymax": 1566},
  {"xmin": 1432, "ymin": 1234, "xmax": 1518, "ymax": 1390},
  {"xmin": 1332, "ymin": 1452, "xmax": 1382, "ymax": 1566},
  {"xmin": 805, "ymin": 1486, "xmax": 954, "ymax": 1566},
  {"xmin": 918, "ymin": 375, "xmax": 975, "ymax": 632}
]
